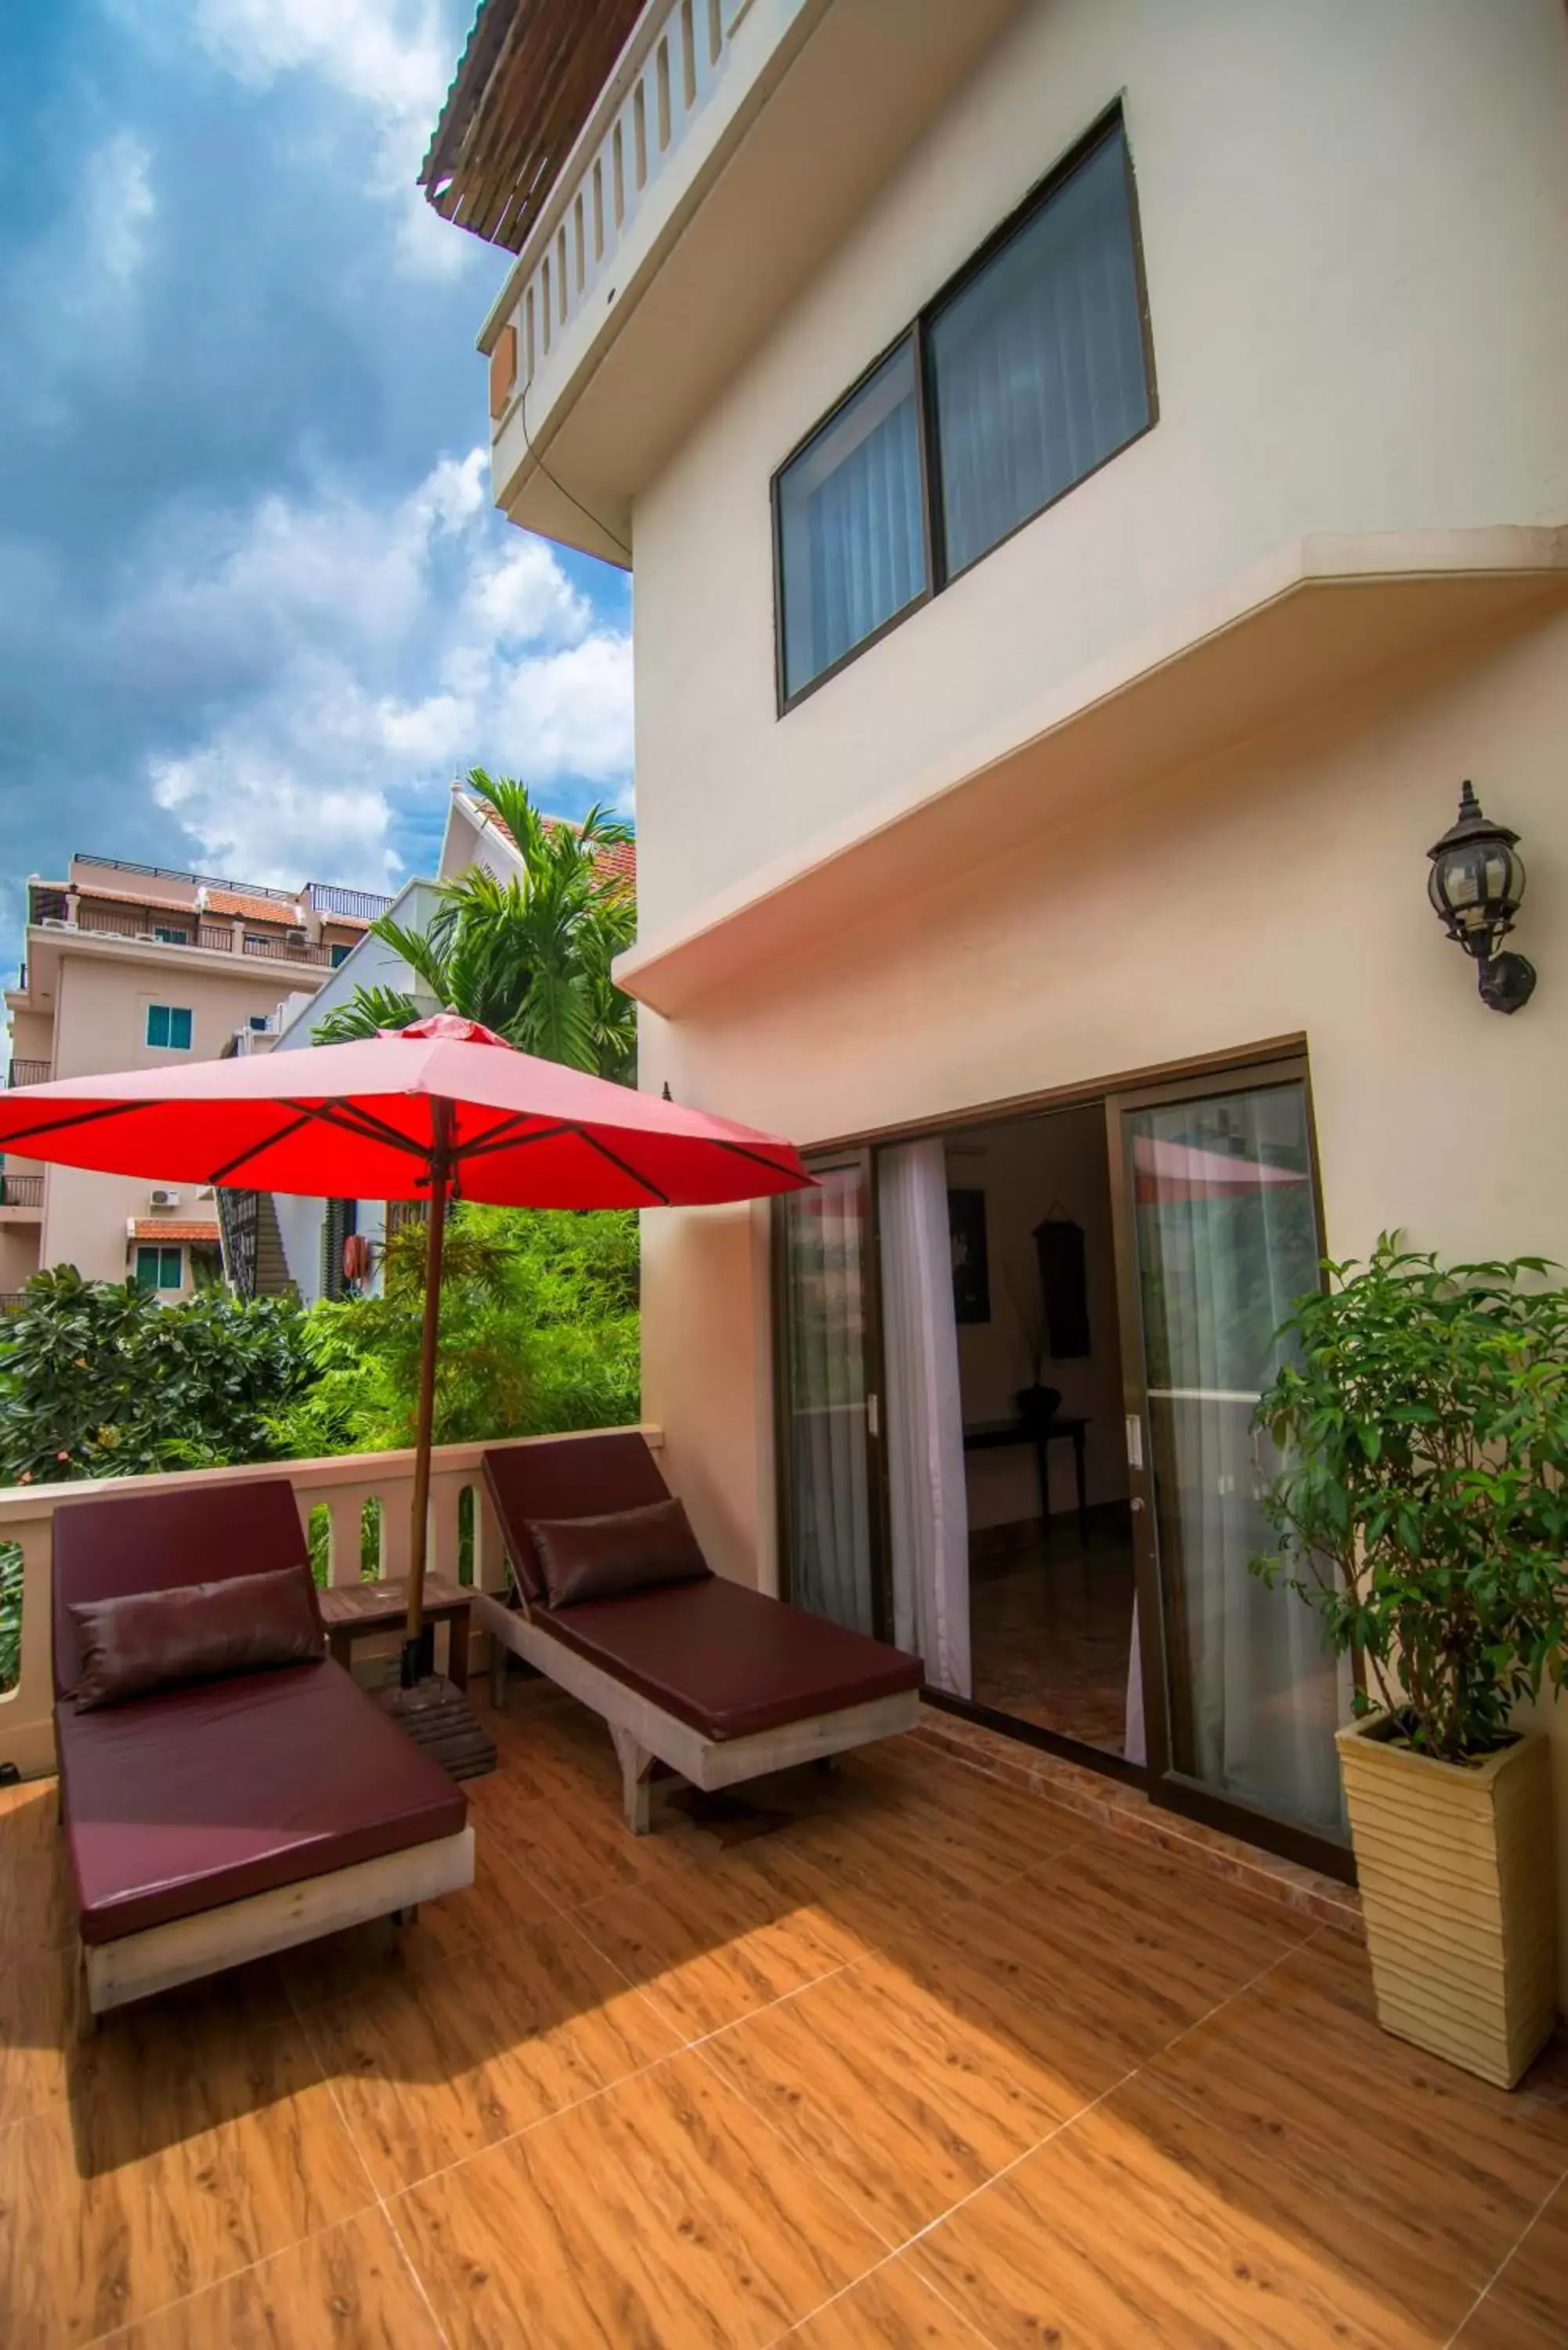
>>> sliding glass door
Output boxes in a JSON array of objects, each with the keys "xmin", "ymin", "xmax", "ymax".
[
  {"xmin": 1110, "ymin": 1063, "xmax": 1347, "ymax": 1845},
  {"xmin": 775, "ymin": 1152, "xmax": 887, "ymax": 1638}
]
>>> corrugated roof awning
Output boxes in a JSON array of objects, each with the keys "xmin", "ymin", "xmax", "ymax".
[{"xmin": 421, "ymin": 0, "xmax": 649, "ymax": 252}]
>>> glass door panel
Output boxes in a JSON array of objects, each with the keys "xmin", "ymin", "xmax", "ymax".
[
  {"xmin": 775, "ymin": 1155, "xmax": 883, "ymax": 1636},
  {"xmin": 1116, "ymin": 1072, "xmax": 1346, "ymax": 1836}
]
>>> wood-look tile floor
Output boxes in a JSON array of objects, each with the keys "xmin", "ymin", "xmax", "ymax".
[{"xmin": 5, "ymin": 1683, "xmax": 1568, "ymax": 2348}]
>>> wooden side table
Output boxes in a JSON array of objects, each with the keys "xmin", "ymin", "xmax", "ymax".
[{"xmin": 318, "ymin": 1575, "xmax": 472, "ymax": 1691}]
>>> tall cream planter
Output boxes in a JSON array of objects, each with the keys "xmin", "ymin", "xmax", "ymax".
[{"xmin": 1336, "ymin": 1714, "xmax": 1556, "ymax": 2090}]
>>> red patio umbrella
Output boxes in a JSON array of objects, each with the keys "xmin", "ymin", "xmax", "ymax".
[{"xmin": 0, "ymin": 1016, "xmax": 811, "ymax": 1686}]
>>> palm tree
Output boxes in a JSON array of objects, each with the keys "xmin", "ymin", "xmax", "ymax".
[{"xmin": 313, "ymin": 771, "xmax": 637, "ymax": 1080}]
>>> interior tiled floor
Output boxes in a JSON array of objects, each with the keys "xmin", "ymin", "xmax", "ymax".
[
  {"xmin": 5, "ymin": 1678, "xmax": 1568, "ymax": 2348},
  {"xmin": 969, "ymin": 1519, "xmax": 1136, "ymax": 1752}
]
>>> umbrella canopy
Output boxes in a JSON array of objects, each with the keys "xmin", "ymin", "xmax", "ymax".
[
  {"xmin": 0, "ymin": 1017, "xmax": 813, "ymax": 1683},
  {"xmin": 0, "ymin": 1015, "xmax": 808, "ymax": 1208}
]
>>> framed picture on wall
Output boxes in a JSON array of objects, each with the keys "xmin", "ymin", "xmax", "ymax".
[{"xmin": 948, "ymin": 1187, "xmax": 991, "ymax": 1325}]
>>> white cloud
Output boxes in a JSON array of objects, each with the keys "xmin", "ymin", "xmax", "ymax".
[
  {"xmin": 137, "ymin": 448, "xmax": 632, "ymax": 889},
  {"xmin": 187, "ymin": 0, "xmax": 466, "ymax": 277},
  {"xmin": 85, "ymin": 132, "xmax": 157, "ymax": 288}
]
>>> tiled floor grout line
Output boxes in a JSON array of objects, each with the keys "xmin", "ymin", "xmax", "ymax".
[
  {"xmin": 287, "ymin": 1960, "xmax": 457, "ymax": 2350},
  {"xmin": 754, "ymin": 1913, "xmax": 1336, "ymax": 2348},
  {"xmin": 1440, "ymin": 2157, "xmax": 1568, "ymax": 2350}
]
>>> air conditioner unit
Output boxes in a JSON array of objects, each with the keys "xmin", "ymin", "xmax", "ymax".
[{"xmin": 148, "ymin": 1188, "xmax": 181, "ymax": 1212}]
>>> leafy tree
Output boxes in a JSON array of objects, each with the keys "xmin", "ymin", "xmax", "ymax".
[
  {"xmin": 313, "ymin": 769, "xmax": 637, "ymax": 1079},
  {"xmin": 1251, "ymin": 1238, "xmax": 1568, "ymax": 1762},
  {"xmin": 0, "ymin": 1271, "xmax": 321, "ymax": 1689},
  {"xmin": 0, "ymin": 1267, "xmax": 318, "ymax": 1488},
  {"xmin": 263, "ymin": 1204, "xmax": 639, "ymax": 1462}
]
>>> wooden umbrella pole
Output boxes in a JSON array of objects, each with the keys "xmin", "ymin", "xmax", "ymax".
[{"xmin": 402, "ymin": 1100, "xmax": 453, "ymax": 1687}]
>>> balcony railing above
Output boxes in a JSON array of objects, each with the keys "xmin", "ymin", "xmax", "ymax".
[
  {"xmin": 240, "ymin": 935, "xmax": 334, "ymax": 967},
  {"xmin": 304, "ymin": 884, "xmax": 395, "ymax": 922},
  {"xmin": 0, "ymin": 1174, "xmax": 44, "ymax": 1209},
  {"xmin": 6, "ymin": 1061, "xmax": 50, "ymax": 1089},
  {"xmin": 70, "ymin": 908, "xmax": 236, "ymax": 953}
]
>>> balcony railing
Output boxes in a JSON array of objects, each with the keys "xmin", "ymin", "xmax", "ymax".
[
  {"xmin": 71, "ymin": 908, "xmax": 237, "ymax": 953},
  {"xmin": 500, "ymin": 0, "xmax": 746, "ymax": 423},
  {"xmin": 241, "ymin": 934, "xmax": 335, "ymax": 967},
  {"xmin": 0, "ymin": 1293, "xmax": 28, "ymax": 1314},
  {"xmin": 0, "ymin": 1174, "xmax": 43, "ymax": 1209},
  {"xmin": 5, "ymin": 1061, "xmax": 51, "ymax": 1089},
  {"xmin": 0, "ymin": 1427, "xmax": 662, "ymax": 1775},
  {"xmin": 304, "ymin": 883, "xmax": 394, "ymax": 922}
]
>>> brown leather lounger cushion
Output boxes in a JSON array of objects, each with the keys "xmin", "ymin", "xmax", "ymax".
[
  {"xmin": 526, "ymin": 1496, "xmax": 711, "ymax": 1609},
  {"xmin": 536, "ymin": 1576, "xmax": 923, "ymax": 1742},
  {"xmin": 57, "ymin": 1658, "xmax": 468, "ymax": 1945},
  {"xmin": 70, "ymin": 1564, "xmax": 324, "ymax": 1712}
]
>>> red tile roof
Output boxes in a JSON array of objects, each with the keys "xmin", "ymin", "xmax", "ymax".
[
  {"xmin": 475, "ymin": 803, "xmax": 636, "ymax": 892},
  {"xmin": 131, "ymin": 1220, "xmax": 221, "ymax": 1245},
  {"xmin": 204, "ymin": 889, "xmax": 303, "ymax": 926},
  {"xmin": 74, "ymin": 884, "xmax": 199, "ymax": 916}
]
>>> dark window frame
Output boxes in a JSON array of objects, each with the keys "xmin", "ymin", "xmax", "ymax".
[{"xmin": 771, "ymin": 103, "xmax": 1157, "ymax": 716}]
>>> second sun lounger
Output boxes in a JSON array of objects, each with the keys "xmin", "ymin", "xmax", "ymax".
[{"xmin": 472, "ymin": 1434, "xmax": 923, "ymax": 1831}]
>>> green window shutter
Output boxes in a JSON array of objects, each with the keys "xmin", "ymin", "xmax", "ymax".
[
  {"xmin": 169, "ymin": 1007, "xmax": 193, "ymax": 1050},
  {"xmin": 146, "ymin": 1005, "xmax": 170, "ymax": 1048},
  {"xmin": 134, "ymin": 1247, "xmax": 159, "ymax": 1289},
  {"xmin": 159, "ymin": 1248, "xmax": 182, "ymax": 1289}
]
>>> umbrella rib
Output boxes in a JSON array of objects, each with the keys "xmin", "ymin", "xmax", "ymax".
[
  {"xmin": 208, "ymin": 1109, "xmax": 317, "ymax": 1184},
  {"xmin": 706, "ymin": 1137, "xmax": 800, "ymax": 1180},
  {"xmin": 282, "ymin": 1101, "xmax": 432, "ymax": 1159},
  {"xmin": 573, "ymin": 1130, "xmax": 670, "ymax": 1206},
  {"xmin": 450, "ymin": 1120, "xmax": 576, "ymax": 1167},
  {"xmin": 450, "ymin": 1111, "xmax": 542, "ymax": 1160},
  {"xmin": 0, "ymin": 1100, "xmax": 146, "ymax": 1148}
]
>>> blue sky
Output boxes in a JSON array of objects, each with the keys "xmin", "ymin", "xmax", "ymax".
[{"xmin": 0, "ymin": 0, "xmax": 632, "ymax": 972}]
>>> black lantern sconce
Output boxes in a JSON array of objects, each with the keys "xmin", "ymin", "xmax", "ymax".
[{"xmin": 1426, "ymin": 782, "xmax": 1536, "ymax": 1014}]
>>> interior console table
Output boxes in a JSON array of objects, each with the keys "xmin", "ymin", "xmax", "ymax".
[
  {"xmin": 962, "ymin": 1415, "xmax": 1089, "ymax": 1539},
  {"xmin": 319, "ymin": 1574, "xmax": 472, "ymax": 1692}
]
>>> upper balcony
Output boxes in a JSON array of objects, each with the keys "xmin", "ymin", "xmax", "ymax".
[{"xmin": 451, "ymin": 0, "xmax": 1024, "ymax": 564}]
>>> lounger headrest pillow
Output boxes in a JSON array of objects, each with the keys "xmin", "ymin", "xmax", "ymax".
[
  {"xmin": 525, "ymin": 1496, "xmax": 712, "ymax": 1611},
  {"xmin": 70, "ymin": 1564, "xmax": 326, "ymax": 1712}
]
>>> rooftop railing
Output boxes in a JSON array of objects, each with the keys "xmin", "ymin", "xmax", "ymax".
[{"xmin": 304, "ymin": 884, "xmax": 395, "ymax": 922}]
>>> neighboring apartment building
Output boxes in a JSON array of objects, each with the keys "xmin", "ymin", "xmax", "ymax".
[
  {"xmin": 425, "ymin": 0, "xmax": 1568, "ymax": 1893},
  {"xmin": 1, "ymin": 855, "xmax": 392, "ymax": 1297}
]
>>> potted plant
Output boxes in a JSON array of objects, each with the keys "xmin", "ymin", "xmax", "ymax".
[{"xmin": 1252, "ymin": 1237, "xmax": 1568, "ymax": 2088}]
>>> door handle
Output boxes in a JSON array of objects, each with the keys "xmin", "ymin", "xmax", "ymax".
[
  {"xmin": 866, "ymin": 1392, "xmax": 880, "ymax": 1440},
  {"xmin": 1129, "ymin": 1495, "xmax": 1145, "ymax": 1513}
]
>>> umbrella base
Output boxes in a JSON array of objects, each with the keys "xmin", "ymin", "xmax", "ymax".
[{"xmin": 377, "ymin": 1673, "xmax": 498, "ymax": 1782}]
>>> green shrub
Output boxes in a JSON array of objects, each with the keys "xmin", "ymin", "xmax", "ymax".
[
  {"xmin": 263, "ymin": 1204, "xmax": 639, "ymax": 1460},
  {"xmin": 1251, "ymin": 1236, "xmax": 1568, "ymax": 1762},
  {"xmin": 0, "ymin": 1267, "xmax": 318, "ymax": 1488}
]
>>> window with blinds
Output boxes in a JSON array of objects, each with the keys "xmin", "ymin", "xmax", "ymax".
[{"xmin": 771, "ymin": 110, "xmax": 1153, "ymax": 710}]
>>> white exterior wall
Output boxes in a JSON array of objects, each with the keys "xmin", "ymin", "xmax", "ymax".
[
  {"xmin": 609, "ymin": 0, "xmax": 1568, "ymax": 1973},
  {"xmin": 632, "ymin": 0, "xmax": 1568, "ymax": 938}
]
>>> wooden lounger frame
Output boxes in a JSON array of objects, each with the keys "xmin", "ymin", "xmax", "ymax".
[
  {"xmin": 76, "ymin": 1824, "xmax": 475, "ymax": 2036},
  {"xmin": 471, "ymin": 1588, "xmax": 919, "ymax": 1834}
]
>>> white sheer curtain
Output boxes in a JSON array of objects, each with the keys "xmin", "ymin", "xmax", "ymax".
[
  {"xmin": 929, "ymin": 125, "xmax": 1149, "ymax": 577},
  {"xmin": 781, "ymin": 1170, "xmax": 874, "ymax": 1635},
  {"xmin": 1125, "ymin": 1090, "xmax": 1349, "ymax": 1834},
  {"xmin": 879, "ymin": 1140, "xmax": 971, "ymax": 1697}
]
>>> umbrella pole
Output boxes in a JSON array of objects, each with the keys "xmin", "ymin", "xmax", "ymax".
[{"xmin": 402, "ymin": 1104, "xmax": 453, "ymax": 1688}]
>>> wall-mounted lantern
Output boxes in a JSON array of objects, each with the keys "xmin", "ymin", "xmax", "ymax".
[{"xmin": 1426, "ymin": 783, "xmax": 1536, "ymax": 1014}]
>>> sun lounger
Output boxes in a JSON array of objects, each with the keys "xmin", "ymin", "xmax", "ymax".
[
  {"xmin": 472, "ymin": 1434, "xmax": 923, "ymax": 1831},
  {"xmin": 53, "ymin": 1477, "xmax": 474, "ymax": 2031}
]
